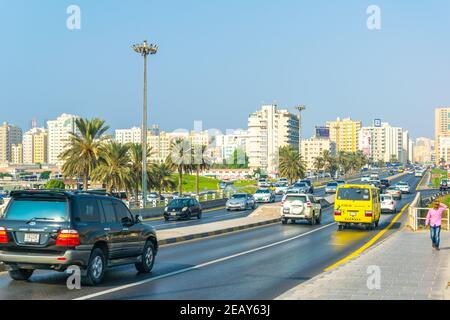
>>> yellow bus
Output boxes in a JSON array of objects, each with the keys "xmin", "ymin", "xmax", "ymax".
[{"xmin": 334, "ymin": 184, "xmax": 381, "ymax": 231}]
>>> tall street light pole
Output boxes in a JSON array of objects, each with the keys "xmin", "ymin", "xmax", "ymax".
[
  {"xmin": 295, "ymin": 105, "xmax": 306, "ymax": 154},
  {"xmin": 132, "ymin": 40, "xmax": 158, "ymax": 208}
]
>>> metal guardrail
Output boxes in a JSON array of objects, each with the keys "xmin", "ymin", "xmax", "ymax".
[{"xmin": 408, "ymin": 191, "xmax": 450, "ymax": 231}]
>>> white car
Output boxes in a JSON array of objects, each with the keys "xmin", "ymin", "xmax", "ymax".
[
  {"xmin": 254, "ymin": 189, "xmax": 275, "ymax": 203},
  {"xmin": 395, "ymin": 182, "xmax": 411, "ymax": 194},
  {"xmin": 361, "ymin": 175, "xmax": 370, "ymax": 182},
  {"xmin": 274, "ymin": 183, "xmax": 289, "ymax": 195},
  {"xmin": 257, "ymin": 178, "xmax": 270, "ymax": 188},
  {"xmin": 281, "ymin": 193, "xmax": 322, "ymax": 225},
  {"xmin": 380, "ymin": 194, "xmax": 397, "ymax": 213},
  {"xmin": 370, "ymin": 174, "xmax": 380, "ymax": 180}
]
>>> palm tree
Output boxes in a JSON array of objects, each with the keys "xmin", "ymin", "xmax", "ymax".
[
  {"xmin": 60, "ymin": 118, "xmax": 109, "ymax": 190},
  {"xmin": 127, "ymin": 143, "xmax": 153, "ymax": 207},
  {"xmin": 149, "ymin": 162, "xmax": 176, "ymax": 196},
  {"xmin": 166, "ymin": 139, "xmax": 193, "ymax": 195},
  {"xmin": 91, "ymin": 142, "xmax": 130, "ymax": 193},
  {"xmin": 192, "ymin": 145, "xmax": 212, "ymax": 195},
  {"xmin": 322, "ymin": 150, "xmax": 338, "ymax": 177},
  {"xmin": 313, "ymin": 156, "xmax": 324, "ymax": 177},
  {"xmin": 278, "ymin": 146, "xmax": 306, "ymax": 184}
]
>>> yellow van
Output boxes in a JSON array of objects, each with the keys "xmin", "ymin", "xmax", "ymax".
[{"xmin": 334, "ymin": 184, "xmax": 381, "ymax": 231}]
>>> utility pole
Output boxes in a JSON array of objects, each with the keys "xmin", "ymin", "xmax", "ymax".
[
  {"xmin": 295, "ymin": 105, "xmax": 306, "ymax": 153},
  {"xmin": 132, "ymin": 40, "xmax": 158, "ymax": 208}
]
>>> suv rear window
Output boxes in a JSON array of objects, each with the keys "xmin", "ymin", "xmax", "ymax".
[
  {"xmin": 337, "ymin": 188, "xmax": 370, "ymax": 201},
  {"xmin": 284, "ymin": 195, "xmax": 307, "ymax": 203},
  {"xmin": 4, "ymin": 198, "xmax": 68, "ymax": 222}
]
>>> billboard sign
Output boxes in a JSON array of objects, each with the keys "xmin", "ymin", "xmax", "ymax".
[
  {"xmin": 374, "ymin": 119, "xmax": 382, "ymax": 127},
  {"xmin": 315, "ymin": 126, "xmax": 330, "ymax": 138}
]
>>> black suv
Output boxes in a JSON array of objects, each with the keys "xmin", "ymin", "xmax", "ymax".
[{"xmin": 0, "ymin": 190, "xmax": 158, "ymax": 285}]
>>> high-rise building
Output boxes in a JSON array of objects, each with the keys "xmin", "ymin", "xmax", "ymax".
[
  {"xmin": 413, "ymin": 137, "xmax": 434, "ymax": 164},
  {"xmin": 0, "ymin": 122, "xmax": 23, "ymax": 164},
  {"xmin": 11, "ymin": 143, "xmax": 23, "ymax": 164},
  {"xmin": 359, "ymin": 122, "xmax": 408, "ymax": 164},
  {"xmin": 247, "ymin": 104, "xmax": 299, "ymax": 175},
  {"xmin": 327, "ymin": 118, "xmax": 362, "ymax": 153},
  {"xmin": 435, "ymin": 107, "xmax": 450, "ymax": 165},
  {"xmin": 214, "ymin": 129, "xmax": 248, "ymax": 164},
  {"xmin": 47, "ymin": 114, "xmax": 80, "ymax": 166},
  {"xmin": 115, "ymin": 127, "xmax": 142, "ymax": 144},
  {"xmin": 23, "ymin": 127, "xmax": 48, "ymax": 164},
  {"xmin": 301, "ymin": 136, "xmax": 336, "ymax": 172}
]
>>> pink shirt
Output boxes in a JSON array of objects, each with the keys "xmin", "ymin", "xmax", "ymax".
[{"xmin": 426, "ymin": 204, "xmax": 448, "ymax": 227}]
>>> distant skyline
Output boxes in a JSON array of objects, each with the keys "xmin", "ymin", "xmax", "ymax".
[{"xmin": 2, "ymin": 0, "xmax": 450, "ymax": 139}]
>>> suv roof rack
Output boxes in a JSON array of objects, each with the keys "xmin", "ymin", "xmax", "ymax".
[{"xmin": 71, "ymin": 190, "xmax": 113, "ymax": 197}]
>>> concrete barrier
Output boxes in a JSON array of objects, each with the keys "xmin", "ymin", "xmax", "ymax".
[{"xmin": 131, "ymin": 198, "xmax": 228, "ymax": 219}]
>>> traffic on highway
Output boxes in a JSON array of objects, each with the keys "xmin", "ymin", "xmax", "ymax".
[{"xmin": 0, "ymin": 167, "xmax": 436, "ymax": 300}]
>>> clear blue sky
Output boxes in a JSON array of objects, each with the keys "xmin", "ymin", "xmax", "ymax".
[{"xmin": 1, "ymin": 0, "xmax": 449, "ymax": 139}]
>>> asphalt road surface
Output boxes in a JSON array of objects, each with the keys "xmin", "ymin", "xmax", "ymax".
[{"xmin": 0, "ymin": 172, "xmax": 432, "ymax": 300}]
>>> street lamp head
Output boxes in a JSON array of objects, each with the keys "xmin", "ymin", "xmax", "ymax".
[
  {"xmin": 132, "ymin": 40, "xmax": 158, "ymax": 56},
  {"xmin": 295, "ymin": 105, "xmax": 306, "ymax": 112}
]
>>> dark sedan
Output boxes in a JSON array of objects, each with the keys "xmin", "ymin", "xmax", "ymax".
[{"xmin": 164, "ymin": 197, "xmax": 202, "ymax": 221}]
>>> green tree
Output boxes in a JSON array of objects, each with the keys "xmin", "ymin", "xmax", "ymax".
[
  {"xmin": 39, "ymin": 171, "xmax": 51, "ymax": 180},
  {"xmin": 192, "ymin": 145, "xmax": 212, "ymax": 195},
  {"xmin": 91, "ymin": 142, "xmax": 131, "ymax": 194},
  {"xmin": 44, "ymin": 179, "xmax": 65, "ymax": 190},
  {"xmin": 60, "ymin": 118, "xmax": 109, "ymax": 190},
  {"xmin": 149, "ymin": 162, "xmax": 176, "ymax": 196},
  {"xmin": 278, "ymin": 146, "xmax": 306, "ymax": 184},
  {"xmin": 313, "ymin": 156, "xmax": 325, "ymax": 175},
  {"xmin": 127, "ymin": 143, "xmax": 153, "ymax": 207},
  {"xmin": 166, "ymin": 139, "xmax": 193, "ymax": 195}
]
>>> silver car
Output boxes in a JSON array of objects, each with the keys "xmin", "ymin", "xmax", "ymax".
[{"xmin": 226, "ymin": 193, "xmax": 256, "ymax": 211}]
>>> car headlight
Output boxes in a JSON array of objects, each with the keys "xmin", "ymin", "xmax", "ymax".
[{"xmin": 164, "ymin": 207, "xmax": 168, "ymax": 212}]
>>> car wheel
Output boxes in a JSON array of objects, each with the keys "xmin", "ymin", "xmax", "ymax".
[
  {"xmin": 197, "ymin": 211, "xmax": 202, "ymax": 219},
  {"xmin": 226, "ymin": 208, "xmax": 230, "ymax": 211},
  {"xmin": 164, "ymin": 216, "xmax": 169, "ymax": 221},
  {"xmin": 316, "ymin": 210, "xmax": 322, "ymax": 224},
  {"xmin": 135, "ymin": 241, "xmax": 155, "ymax": 273},
  {"xmin": 9, "ymin": 269, "xmax": 34, "ymax": 281},
  {"xmin": 338, "ymin": 224, "xmax": 344, "ymax": 231},
  {"xmin": 310, "ymin": 215, "xmax": 315, "ymax": 225},
  {"xmin": 281, "ymin": 218, "xmax": 287, "ymax": 225},
  {"xmin": 252, "ymin": 203, "xmax": 256, "ymax": 210},
  {"xmin": 82, "ymin": 248, "xmax": 106, "ymax": 286}
]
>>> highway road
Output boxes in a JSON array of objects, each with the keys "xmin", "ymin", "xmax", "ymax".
[
  {"xmin": 145, "ymin": 171, "xmax": 392, "ymax": 231},
  {"xmin": 0, "ymin": 172, "xmax": 433, "ymax": 300}
]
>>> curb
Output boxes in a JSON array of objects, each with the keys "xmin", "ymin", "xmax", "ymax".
[{"xmin": 158, "ymin": 218, "xmax": 281, "ymax": 246}]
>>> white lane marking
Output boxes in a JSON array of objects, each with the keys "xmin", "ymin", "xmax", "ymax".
[{"xmin": 74, "ymin": 222, "xmax": 337, "ymax": 300}]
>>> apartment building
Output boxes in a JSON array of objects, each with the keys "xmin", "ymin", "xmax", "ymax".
[
  {"xmin": 214, "ymin": 129, "xmax": 248, "ymax": 164},
  {"xmin": 23, "ymin": 127, "xmax": 48, "ymax": 164},
  {"xmin": 114, "ymin": 127, "xmax": 142, "ymax": 144},
  {"xmin": 247, "ymin": 104, "xmax": 299, "ymax": 175},
  {"xmin": 435, "ymin": 107, "xmax": 450, "ymax": 165},
  {"xmin": 301, "ymin": 137, "xmax": 336, "ymax": 171},
  {"xmin": 47, "ymin": 114, "xmax": 80, "ymax": 166},
  {"xmin": 11, "ymin": 143, "xmax": 23, "ymax": 164},
  {"xmin": 0, "ymin": 122, "xmax": 23, "ymax": 164},
  {"xmin": 327, "ymin": 118, "xmax": 362, "ymax": 153},
  {"xmin": 359, "ymin": 122, "xmax": 409, "ymax": 164},
  {"xmin": 413, "ymin": 137, "xmax": 434, "ymax": 164}
]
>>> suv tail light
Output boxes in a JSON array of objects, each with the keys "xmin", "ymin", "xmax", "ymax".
[
  {"xmin": 365, "ymin": 211, "xmax": 373, "ymax": 217},
  {"xmin": 334, "ymin": 210, "xmax": 341, "ymax": 216},
  {"xmin": 56, "ymin": 229, "xmax": 80, "ymax": 247},
  {"xmin": 0, "ymin": 227, "xmax": 8, "ymax": 243},
  {"xmin": 306, "ymin": 201, "xmax": 312, "ymax": 208}
]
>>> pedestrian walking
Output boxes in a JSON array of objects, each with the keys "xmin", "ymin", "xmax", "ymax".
[{"xmin": 425, "ymin": 201, "xmax": 447, "ymax": 250}]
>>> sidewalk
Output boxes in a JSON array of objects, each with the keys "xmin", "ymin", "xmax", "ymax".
[{"xmin": 277, "ymin": 229, "xmax": 450, "ymax": 300}]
